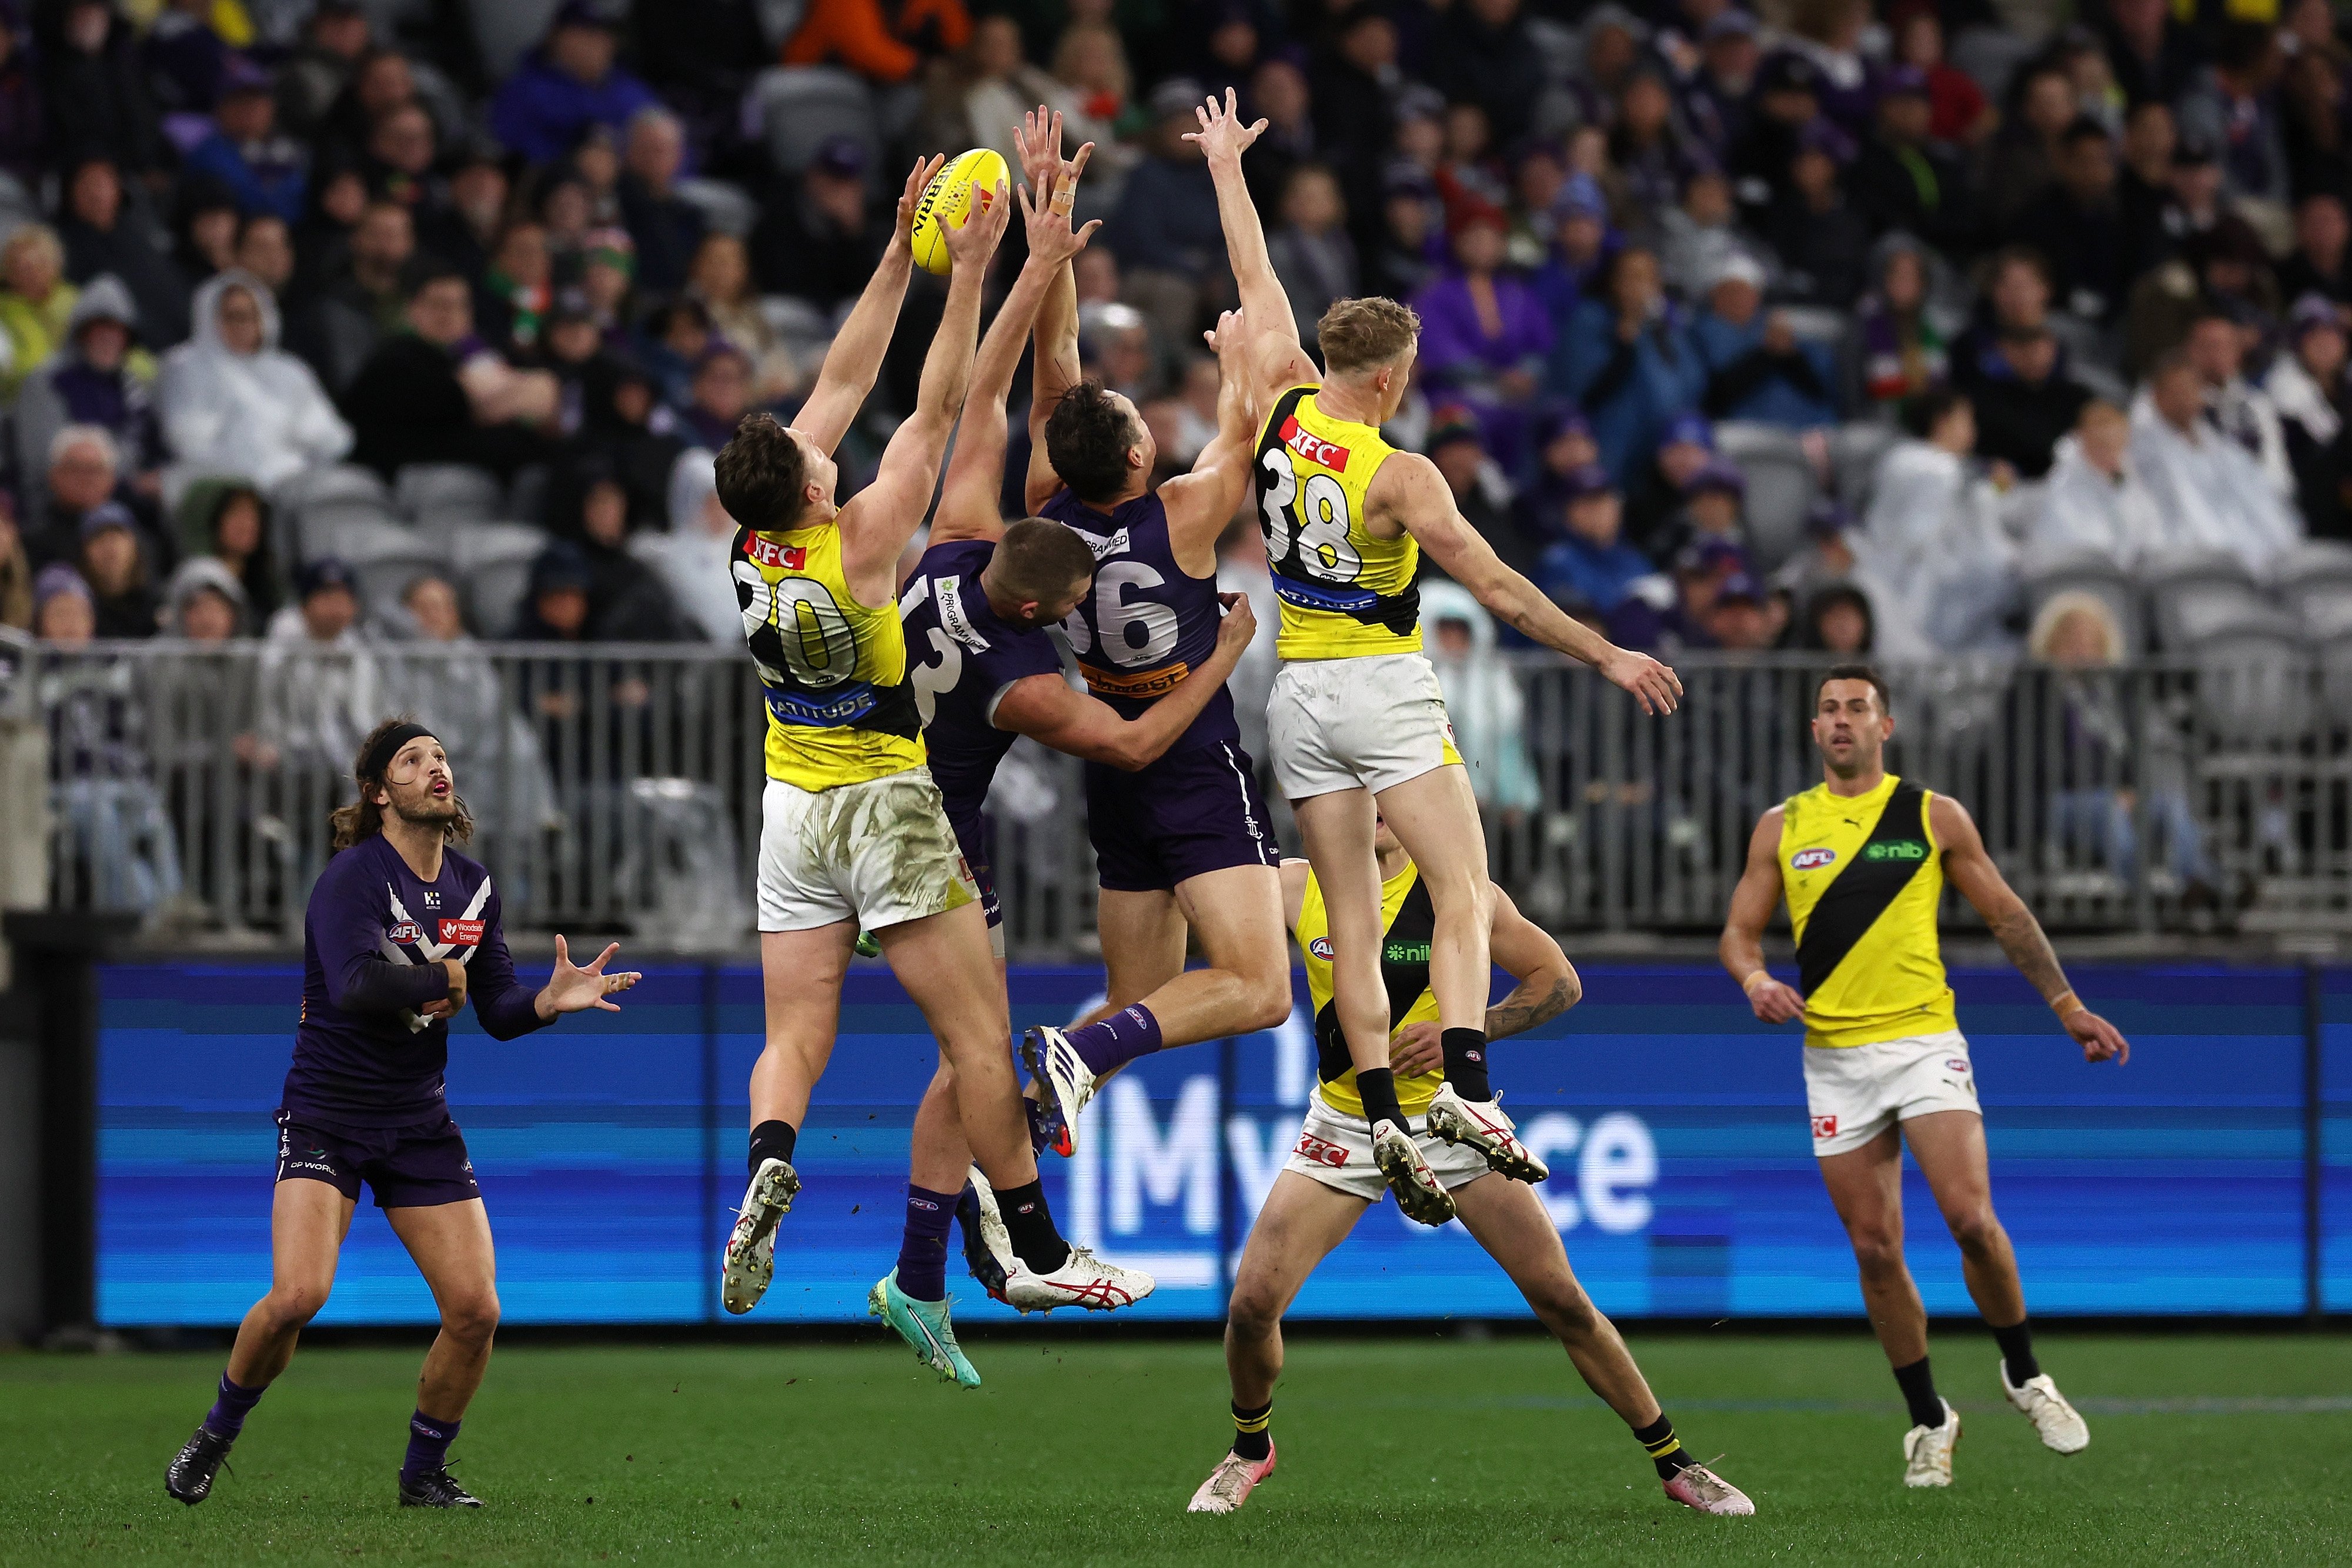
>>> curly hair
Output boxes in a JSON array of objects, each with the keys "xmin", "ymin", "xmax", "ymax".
[
  {"xmin": 1044, "ymin": 380, "xmax": 1140, "ymax": 504},
  {"xmin": 329, "ymin": 714, "xmax": 475, "ymax": 852}
]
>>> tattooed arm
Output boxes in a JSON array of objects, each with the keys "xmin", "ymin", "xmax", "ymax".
[
  {"xmin": 1932, "ymin": 794, "xmax": 2130, "ymax": 1065},
  {"xmin": 1391, "ymin": 886, "xmax": 1581, "ymax": 1074}
]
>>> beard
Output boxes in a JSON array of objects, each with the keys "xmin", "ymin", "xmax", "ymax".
[{"xmin": 388, "ymin": 786, "xmax": 462, "ymax": 827}]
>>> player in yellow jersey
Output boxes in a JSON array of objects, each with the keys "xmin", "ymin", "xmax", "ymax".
[
  {"xmin": 1186, "ymin": 818, "xmax": 1753, "ymax": 1519},
  {"xmin": 1720, "ymin": 664, "xmax": 2129, "ymax": 1489},
  {"xmin": 718, "ymin": 155, "xmax": 1151, "ymax": 1338},
  {"xmin": 1191, "ymin": 91, "xmax": 1682, "ymax": 1227}
]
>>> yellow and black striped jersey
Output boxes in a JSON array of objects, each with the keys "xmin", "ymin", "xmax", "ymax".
[{"xmin": 1778, "ymin": 774, "xmax": 1957, "ymax": 1049}]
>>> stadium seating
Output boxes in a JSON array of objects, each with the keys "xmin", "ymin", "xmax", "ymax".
[{"xmin": 1713, "ymin": 423, "xmax": 1818, "ymax": 571}]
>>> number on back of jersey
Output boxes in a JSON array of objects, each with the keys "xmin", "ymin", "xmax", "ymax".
[
  {"xmin": 1259, "ymin": 446, "xmax": 1362, "ymax": 584},
  {"xmin": 735, "ymin": 560, "xmax": 858, "ymax": 688}
]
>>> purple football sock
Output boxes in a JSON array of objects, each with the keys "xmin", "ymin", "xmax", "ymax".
[
  {"xmin": 203, "ymin": 1372, "xmax": 265, "ymax": 1439},
  {"xmin": 401, "ymin": 1409, "xmax": 460, "ymax": 1483},
  {"xmin": 895, "ymin": 1183, "xmax": 959, "ymax": 1301},
  {"xmin": 1063, "ymin": 1004, "xmax": 1164, "ymax": 1075}
]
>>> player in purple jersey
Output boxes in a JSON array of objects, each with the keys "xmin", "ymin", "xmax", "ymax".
[
  {"xmin": 164, "ymin": 718, "xmax": 639, "ymax": 1510},
  {"xmin": 874, "ymin": 141, "xmax": 1257, "ymax": 1370},
  {"xmin": 1005, "ymin": 112, "xmax": 1294, "ymax": 1151}
]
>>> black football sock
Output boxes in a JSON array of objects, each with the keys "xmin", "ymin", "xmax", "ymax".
[
  {"xmin": 1355, "ymin": 1067, "xmax": 1407, "ymax": 1132},
  {"xmin": 1632, "ymin": 1413, "xmax": 1692, "ymax": 1478},
  {"xmin": 749, "ymin": 1119, "xmax": 796, "ymax": 1178},
  {"xmin": 1892, "ymin": 1355, "xmax": 1945, "ymax": 1429},
  {"xmin": 993, "ymin": 1178, "xmax": 1070, "ymax": 1273},
  {"xmin": 1441, "ymin": 1028, "xmax": 1492, "ymax": 1101},
  {"xmin": 1231, "ymin": 1399, "xmax": 1272, "ymax": 1462},
  {"xmin": 1991, "ymin": 1318, "xmax": 2040, "ymax": 1385}
]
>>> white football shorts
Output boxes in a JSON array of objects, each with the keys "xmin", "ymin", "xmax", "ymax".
[
  {"xmin": 1802, "ymin": 1029, "xmax": 1981, "ymax": 1157},
  {"xmin": 756, "ymin": 767, "xmax": 977, "ymax": 934},
  {"xmin": 1281, "ymin": 1085, "xmax": 1492, "ymax": 1204},
  {"xmin": 1266, "ymin": 650, "xmax": 1465, "ymax": 801}
]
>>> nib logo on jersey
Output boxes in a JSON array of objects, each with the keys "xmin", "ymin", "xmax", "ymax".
[{"xmin": 1053, "ymin": 997, "xmax": 1659, "ymax": 1312}]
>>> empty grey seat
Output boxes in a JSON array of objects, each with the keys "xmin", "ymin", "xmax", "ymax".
[
  {"xmin": 295, "ymin": 500, "xmax": 412, "ymax": 568},
  {"xmin": 1828, "ymin": 421, "xmax": 1898, "ymax": 513},
  {"xmin": 2191, "ymin": 621, "xmax": 2314, "ymax": 747},
  {"xmin": 2022, "ymin": 541, "xmax": 2142, "ymax": 653},
  {"xmin": 396, "ymin": 463, "xmax": 502, "ymax": 527},
  {"xmin": 2298, "ymin": 587, "xmax": 2352, "ymax": 642},
  {"xmin": 2271, "ymin": 539, "xmax": 2352, "ymax": 630},
  {"xmin": 455, "ymin": 524, "xmax": 550, "ymax": 637},
  {"xmin": 1714, "ymin": 422, "xmax": 1818, "ymax": 573},
  {"xmin": 2140, "ymin": 546, "xmax": 2263, "ymax": 648},
  {"xmin": 753, "ymin": 66, "xmax": 881, "ymax": 175},
  {"xmin": 274, "ymin": 462, "xmax": 390, "ymax": 513},
  {"xmin": 465, "ymin": 0, "xmax": 563, "ymax": 82},
  {"xmin": 336, "ymin": 526, "xmax": 450, "ymax": 619}
]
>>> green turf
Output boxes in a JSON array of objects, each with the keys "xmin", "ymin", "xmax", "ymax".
[{"xmin": 4, "ymin": 1330, "xmax": 2346, "ymax": 1565}]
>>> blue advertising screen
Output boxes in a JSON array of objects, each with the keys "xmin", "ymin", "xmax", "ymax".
[{"xmin": 96, "ymin": 960, "xmax": 2314, "ymax": 1326}]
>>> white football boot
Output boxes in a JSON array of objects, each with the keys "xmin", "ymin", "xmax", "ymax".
[
  {"xmin": 1662, "ymin": 1462, "xmax": 1755, "ymax": 1515},
  {"xmin": 1022, "ymin": 1027, "xmax": 1099, "ymax": 1154},
  {"xmin": 1902, "ymin": 1398, "xmax": 1962, "ymax": 1487},
  {"xmin": 1371, "ymin": 1119, "xmax": 1456, "ymax": 1225},
  {"xmin": 959, "ymin": 1166, "xmax": 1017, "ymax": 1302},
  {"xmin": 2002, "ymin": 1363, "xmax": 2090, "ymax": 1453},
  {"xmin": 1187, "ymin": 1445, "xmax": 1277, "ymax": 1514},
  {"xmin": 1001, "ymin": 1245, "xmax": 1156, "ymax": 1313},
  {"xmin": 1424, "ymin": 1082, "xmax": 1549, "ymax": 1182},
  {"xmin": 721, "ymin": 1156, "xmax": 799, "ymax": 1315}
]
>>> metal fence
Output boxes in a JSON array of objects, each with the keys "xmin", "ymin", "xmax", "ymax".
[{"xmin": 5, "ymin": 638, "xmax": 2345, "ymax": 953}]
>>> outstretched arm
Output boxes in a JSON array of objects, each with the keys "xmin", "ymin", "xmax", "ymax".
[
  {"xmin": 934, "ymin": 159, "xmax": 1102, "ymax": 544},
  {"xmin": 1023, "ymin": 109, "xmax": 1093, "ymax": 513},
  {"xmin": 1379, "ymin": 454, "xmax": 1682, "ymax": 714},
  {"xmin": 1722, "ymin": 808, "xmax": 1805, "ymax": 1024},
  {"xmin": 791, "ymin": 156, "xmax": 942, "ymax": 456},
  {"xmin": 837, "ymin": 172, "xmax": 1015, "ymax": 600},
  {"xmin": 992, "ymin": 592, "xmax": 1257, "ymax": 769},
  {"xmin": 1160, "ymin": 309, "xmax": 1262, "ymax": 557},
  {"xmin": 1187, "ymin": 88, "xmax": 1318, "ymax": 411},
  {"xmin": 1934, "ymin": 794, "xmax": 2130, "ymax": 1064}
]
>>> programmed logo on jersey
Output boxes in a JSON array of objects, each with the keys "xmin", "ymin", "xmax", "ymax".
[
  {"xmin": 1279, "ymin": 414, "xmax": 1350, "ymax": 473},
  {"xmin": 1790, "ymin": 847, "xmax": 1838, "ymax": 870}
]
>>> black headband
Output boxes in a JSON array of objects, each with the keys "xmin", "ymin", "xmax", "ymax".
[{"xmin": 360, "ymin": 723, "xmax": 438, "ymax": 782}]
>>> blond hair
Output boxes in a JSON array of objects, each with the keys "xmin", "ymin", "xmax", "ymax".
[
  {"xmin": 1317, "ymin": 296, "xmax": 1421, "ymax": 376},
  {"xmin": 2028, "ymin": 591, "xmax": 2124, "ymax": 665}
]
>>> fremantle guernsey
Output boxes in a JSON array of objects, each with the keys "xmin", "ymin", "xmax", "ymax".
[
  {"xmin": 898, "ymin": 537, "xmax": 1066, "ymax": 880},
  {"xmin": 1040, "ymin": 487, "xmax": 1238, "ymax": 752},
  {"xmin": 285, "ymin": 833, "xmax": 550, "ymax": 1131}
]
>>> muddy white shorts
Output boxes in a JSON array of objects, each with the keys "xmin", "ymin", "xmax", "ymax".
[
  {"xmin": 1266, "ymin": 651, "xmax": 1465, "ymax": 801},
  {"xmin": 1281, "ymin": 1086, "xmax": 1491, "ymax": 1203},
  {"xmin": 756, "ymin": 767, "xmax": 978, "ymax": 934},
  {"xmin": 1802, "ymin": 1029, "xmax": 1981, "ymax": 1157}
]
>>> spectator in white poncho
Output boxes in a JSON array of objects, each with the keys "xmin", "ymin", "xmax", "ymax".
[
  {"xmin": 1419, "ymin": 580, "xmax": 1539, "ymax": 816},
  {"xmin": 157, "ymin": 269, "xmax": 352, "ymax": 492},
  {"xmin": 2129, "ymin": 352, "xmax": 2301, "ymax": 574},
  {"xmin": 1857, "ymin": 386, "xmax": 2020, "ymax": 657},
  {"xmin": 2030, "ymin": 400, "xmax": 2169, "ymax": 567},
  {"xmin": 630, "ymin": 447, "xmax": 738, "ymax": 645}
]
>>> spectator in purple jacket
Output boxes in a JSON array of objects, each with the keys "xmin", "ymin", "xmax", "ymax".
[
  {"xmin": 489, "ymin": 2, "xmax": 660, "ymax": 169},
  {"xmin": 1412, "ymin": 205, "xmax": 1553, "ymax": 477}
]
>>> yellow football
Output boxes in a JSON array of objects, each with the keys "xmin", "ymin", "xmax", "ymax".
[{"xmin": 909, "ymin": 148, "xmax": 1011, "ymax": 276}]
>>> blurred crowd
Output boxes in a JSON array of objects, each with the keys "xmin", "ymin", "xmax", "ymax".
[{"xmin": 1, "ymin": 0, "xmax": 2348, "ymax": 932}]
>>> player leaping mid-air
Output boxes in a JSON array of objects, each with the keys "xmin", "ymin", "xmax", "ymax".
[
  {"xmin": 874, "ymin": 146, "xmax": 1257, "ymax": 1382},
  {"xmin": 1197, "ymin": 90, "xmax": 1682, "ymax": 1224},
  {"xmin": 165, "ymin": 718, "xmax": 639, "ymax": 1509},
  {"xmin": 1189, "ymin": 818, "xmax": 1753, "ymax": 1517},
  {"xmin": 1720, "ymin": 663, "xmax": 2126, "ymax": 1487},
  {"xmin": 719, "ymin": 154, "xmax": 1145, "ymax": 1330},
  {"xmin": 1014, "ymin": 106, "xmax": 1295, "ymax": 1148}
]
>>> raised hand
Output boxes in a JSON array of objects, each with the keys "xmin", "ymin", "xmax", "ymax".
[
  {"xmin": 1601, "ymin": 646, "xmax": 1684, "ymax": 716},
  {"xmin": 1014, "ymin": 106, "xmax": 1064, "ymax": 192},
  {"xmin": 1204, "ymin": 308, "xmax": 1245, "ymax": 358},
  {"xmin": 537, "ymin": 933, "xmax": 642, "ymax": 1018},
  {"xmin": 894, "ymin": 155, "xmax": 948, "ymax": 251},
  {"xmin": 2066, "ymin": 1008, "xmax": 2130, "ymax": 1065},
  {"xmin": 1183, "ymin": 86, "xmax": 1268, "ymax": 166},
  {"xmin": 943, "ymin": 175, "xmax": 1014, "ymax": 273},
  {"xmin": 1018, "ymin": 166, "xmax": 1100, "ymax": 269}
]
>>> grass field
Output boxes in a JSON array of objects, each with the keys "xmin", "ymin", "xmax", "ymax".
[{"xmin": 4, "ymin": 1330, "xmax": 2346, "ymax": 1565}]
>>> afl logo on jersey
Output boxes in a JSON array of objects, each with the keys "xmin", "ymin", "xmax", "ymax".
[
  {"xmin": 1308, "ymin": 936, "xmax": 1335, "ymax": 960},
  {"xmin": 387, "ymin": 921, "xmax": 423, "ymax": 943},
  {"xmin": 1790, "ymin": 847, "xmax": 1838, "ymax": 870}
]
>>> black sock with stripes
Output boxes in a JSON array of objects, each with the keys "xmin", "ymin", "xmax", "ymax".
[
  {"xmin": 1231, "ymin": 1399, "xmax": 1272, "ymax": 1461},
  {"xmin": 1632, "ymin": 1413, "xmax": 1692, "ymax": 1478},
  {"xmin": 1991, "ymin": 1318, "xmax": 2039, "ymax": 1385},
  {"xmin": 1355, "ymin": 1068, "xmax": 1407, "ymax": 1132},
  {"xmin": 1892, "ymin": 1355, "xmax": 1945, "ymax": 1429},
  {"xmin": 1441, "ymin": 1028, "xmax": 1491, "ymax": 1101}
]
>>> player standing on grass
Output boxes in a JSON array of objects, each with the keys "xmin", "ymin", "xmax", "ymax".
[
  {"xmin": 1188, "ymin": 818, "xmax": 1753, "ymax": 1517},
  {"xmin": 1720, "ymin": 664, "xmax": 2124, "ymax": 1487},
  {"xmin": 874, "ymin": 146, "xmax": 1258, "ymax": 1382},
  {"xmin": 1195, "ymin": 89, "xmax": 1682, "ymax": 1223},
  {"xmin": 718, "ymin": 153, "xmax": 1150, "ymax": 1328},
  {"xmin": 163, "ymin": 719, "xmax": 639, "ymax": 1509},
  {"xmin": 1010, "ymin": 108, "xmax": 1297, "ymax": 1149}
]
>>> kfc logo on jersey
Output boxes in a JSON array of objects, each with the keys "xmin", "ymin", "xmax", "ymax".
[
  {"xmin": 1945, "ymin": 1058, "xmax": 1971, "ymax": 1075},
  {"xmin": 1279, "ymin": 414, "xmax": 1351, "ymax": 473},
  {"xmin": 1294, "ymin": 1131, "xmax": 1349, "ymax": 1167},
  {"xmin": 743, "ymin": 534, "xmax": 806, "ymax": 571},
  {"xmin": 1308, "ymin": 936, "xmax": 1335, "ymax": 960},
  {"xmin": 1810, "ymin": 1114, "xmax": 1839, "ymax": 1139},
  {"xmin": 387, "ymin": 921, "xmax": 423, "ymax": 944},
  {"xmin": 437, "ymin": 918, "xmax": 486, "ymax": 946},
  {"xmin": 1791, "ymin": 847, "xmax": 1838, "ymax": 870}
]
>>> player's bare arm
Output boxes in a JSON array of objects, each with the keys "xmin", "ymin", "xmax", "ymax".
[
  {"xmin": 1021, "ymin": 109, "xmax": 1094, "ymax": 512},
  {"xmin": 835, "ymin": 174, "xmax": 1016, "ymax": 602},
  {"xmin": 791, "ymin": 156, "xmax": 940, "ymax": 455},
  {"xmin": 991, "ymin": 591, "xmax": 1257, "ymax": 769},
  {"xmin": 1189, "ymin": 88, "xmax": 1319, "ymax": 415},
  {"xmin": 1392, "ymin": 886, "xmax": 1580, "ymax": 1075},
  {"xmin": 1722, "ymin": 805, "xmax": 1806, "ymax": 1025},
  {"xmin": 1930, "ymin": 793, "xmax": 2130, "ymax": 1065},
  {"xmin": 931, "ymin": 161, "xmax": 1101, "ymax": 545},
  {"xmin": 1377, "ymin": 453, "xmax": 1682, "ymax": 714},
  {"xmin": 1159, "ymin": 310, "xmax": 1262, "ymax": 565}
]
